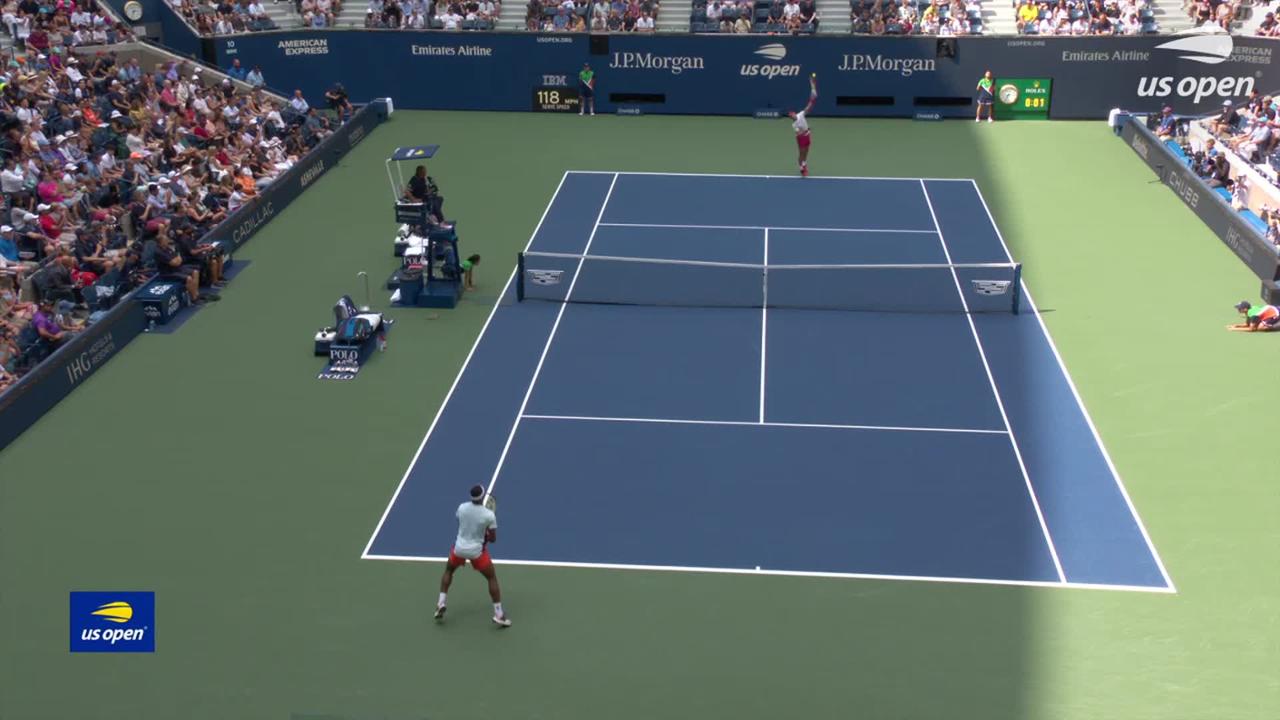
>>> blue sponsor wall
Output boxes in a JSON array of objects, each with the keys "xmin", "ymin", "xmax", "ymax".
[
  {"xmin": 0, "ymin": 102, "xmax": 388, "ymax": 453},
  {"xmin": 209, "ymin": 31, "xmax": 1280, "ymax": 118}
]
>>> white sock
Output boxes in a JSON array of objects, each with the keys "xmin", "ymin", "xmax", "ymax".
[
  {"xmin": 493, "ymin": 602, "xmax": 504, "ymax": 616},
  {"xmin": 437, "ymin": 592, "xmax": 447, "ymax": 607}
]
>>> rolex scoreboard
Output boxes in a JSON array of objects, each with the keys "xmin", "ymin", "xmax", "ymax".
[{"xmin": 994, "ymin": 78, "xmax": 1053, "ymax": 120}]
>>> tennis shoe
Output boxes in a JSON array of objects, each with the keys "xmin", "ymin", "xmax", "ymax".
[
  {"xmin": 492, "ymin": 613, "xmax": 511, "ymax": 628},
  {"xmin": 434, "ymin": 604, "xmax": 446, "ymax": 621}
]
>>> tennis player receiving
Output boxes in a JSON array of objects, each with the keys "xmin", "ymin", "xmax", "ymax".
[{"xmin": 435, "ymin": 484, "xmax": 511, "ymax": 627}]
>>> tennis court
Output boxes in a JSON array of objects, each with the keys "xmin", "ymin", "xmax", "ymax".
[{"xmin": 365, "ymin": 171, "xmax": 1171, "ymax": 592}]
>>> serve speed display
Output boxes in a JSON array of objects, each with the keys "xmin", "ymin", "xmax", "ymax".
[{"xmin": 532, "ymin": 87, "xmax": 581, "ymax": 112}]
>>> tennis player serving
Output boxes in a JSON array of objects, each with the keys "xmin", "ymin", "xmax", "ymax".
[
  {"xmin": 788, "ymin": 73, "xmax": 818, "ymax": 177},
  {"xmin": 435, "ymin": 484, "xmax": 511, "ymax": 627}
]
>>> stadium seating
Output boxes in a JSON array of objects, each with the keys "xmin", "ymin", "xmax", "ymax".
[{"xmin": 0, "ymin": 37, "xmax": 351, "ymax": 388}]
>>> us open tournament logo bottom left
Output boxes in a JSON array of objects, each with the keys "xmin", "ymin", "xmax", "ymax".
[{"xmin": 70, "ymin": 591, "xmax": 156, "ymax": 653}]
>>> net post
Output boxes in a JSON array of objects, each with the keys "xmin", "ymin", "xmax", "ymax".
[
  {"xmin": 516, "ymin": 252, "xmax": 526, "ymax": 302},
  {"xmin": 1011, "ymin": 263, "xmax": 1023, "ymax": 315}
]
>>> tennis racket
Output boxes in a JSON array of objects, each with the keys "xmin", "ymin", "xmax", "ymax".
[
  {"xmin": 484, "ymin": 492, "xmax": 497, "ymax": 513},
  {"xmin": 810, "ymin": 72, "xmax": 818, "ymax": 97}
]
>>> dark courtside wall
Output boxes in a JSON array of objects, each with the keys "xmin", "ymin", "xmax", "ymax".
[{"xmin": 207, "ymin": 31, "xmax": 1280, "ymax": 118}]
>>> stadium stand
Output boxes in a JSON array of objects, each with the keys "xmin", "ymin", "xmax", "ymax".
[
  {"xmin": 522, "ymin": 0, "xmax": 656, "ymax": 32},
  {"xmin": 843, "ymin": 0, "xmax": 985, "ymax": 34},
  {"xmin": 164, "ymin": 0, "xmax": 288, "ymax": 33},
  {"xmin": 1013, "ymin": 0, "xmax": 1159, "ymax": 34},
  {"xmin": 0, "ymin": 40, "xmax": 347, "ymax": 389},
  {"xmin": 250, "ymin": 0, "xmax": 506, "ymax": 29},
  {"xmin": 2, "ymin": 0, "xmax": 135, "ymax": 48},
  {"xmin": 1182, "ymin": 95, "xmax": 1280, "ymax": 245}
]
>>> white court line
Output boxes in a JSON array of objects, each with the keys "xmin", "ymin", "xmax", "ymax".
[
  {"xmin": 759, "ymin": 228, "xmax": 768, "ymax": 424},
  {"xmin": 919, "ymin": 180, "xmax": 1067, "ymax": 584},
  {"xmin": 571, "ymin": 170, "xmax": 975, "ymax": 183},
  {"xmin": 360, "ymin": 170, "xmax": 574, "ymax": 559},
  {"xmin": 360, "ymin": 554, "xmax": 1177, "ymax": 594},
  {"xmin": 483, "ymin": 173, "xmax": 620, "ymax": 499},
  {"xmin": 967, "ymin": 180, "xmax": 1177, "ymax": 593},
  {"xmin": 599, "ymin": 222, "xmax": 937, "ymax": 235},
  {"xmin": 521, "ymin": 413, "xmax": 1008, "ymax": 435}
]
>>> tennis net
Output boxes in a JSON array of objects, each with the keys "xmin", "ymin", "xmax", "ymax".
[{"xmin": 516, "ymin": 251, "xmax": 1023, "ymax": 314}]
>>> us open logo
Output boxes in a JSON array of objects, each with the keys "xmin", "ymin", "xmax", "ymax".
[
  {"xmin": 741, "ymin": 44, "xmax": 802, "ymax": 80},
  {"xmin": 70, "ymin": 591, "xmax": 155, "ymax": 653}
]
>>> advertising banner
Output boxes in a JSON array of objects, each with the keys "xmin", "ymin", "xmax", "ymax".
[
  {"xmin": 0, "ymin": 300, "xmax": 147, "ymax": 451},
  {"xmin": 210, "ymin": 32, "xmax": 1280, "ymax": 119}
]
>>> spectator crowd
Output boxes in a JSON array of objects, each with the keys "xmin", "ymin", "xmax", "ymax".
[
  {"xmin": 0, "ymin": 43, "xmax": 349, "ymax": 390},
  {"xmin": 528, "ymin": 0, "xmax": 658, "ymax": 31},
  {"xmin": 365, "ymin": 0, "xmax": 500, "ymax": 29},
  {"xmin": 691, "ymin": 0, "xmax": 816, "ymax": 33},
  {"xmin": 1185, "ymin": 0, "xmax": 1243, "ymax": 31},
  {"xmin": 1016, "ymin": 0, "xmax": 1156, "ymax": 34},
  {"xmin": 849, "ymin": 0, "xmax": 979, "ymax": 34},
  {"xmin": 165, "ymin": 0, "xmax": 280, "ymax": 35},
  {"xmin": 1186, "ymin": 93, "xmax": 1280, "ymax": 249},
  {"xmin": 2, "ymin": 0, "xmax": 134, "ymax": 46}
]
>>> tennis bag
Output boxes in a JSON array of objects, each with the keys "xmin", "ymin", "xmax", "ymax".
[
  {"xmin": 335, "ymin": 316, "xmax": 373, "ymax": 344},
  {"xmin": 332, "ymin": 295, "xmax": 373, "ymax": 343},
  {"xmin": 333, "ymin": 295, "xmax": 359, "ymax": 324}
]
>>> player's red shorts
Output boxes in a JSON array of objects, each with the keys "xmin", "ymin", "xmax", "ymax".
[
  {"xmin": 447, "ymin": 546, "xmax": 493, "ymax": 572},
  {"xmin": 796, "ymin": 132, "xmax": 812, "ymax": 149}
]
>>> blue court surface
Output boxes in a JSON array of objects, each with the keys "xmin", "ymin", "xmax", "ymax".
[{"xmin": 364, "ymin": 171, "xmax": 1174, "ymax": 593}]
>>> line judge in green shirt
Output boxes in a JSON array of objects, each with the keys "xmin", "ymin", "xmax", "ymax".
[
  {"xmin": 579, "ymin": 63, "xmax": 595, "ymax": 116},
  {"xmin": 976, "ymin": 71, "xmax": 994, "ymax": 123}
]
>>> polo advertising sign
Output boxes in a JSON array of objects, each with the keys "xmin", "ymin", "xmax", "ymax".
[{"xmin": 70, "ymin": 591, "xmax": 156, "ymax": 653}]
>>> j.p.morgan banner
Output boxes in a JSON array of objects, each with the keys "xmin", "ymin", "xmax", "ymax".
[{"xmin": 211, "ymin": 31, "xmax": 1280, "ymax": 118}]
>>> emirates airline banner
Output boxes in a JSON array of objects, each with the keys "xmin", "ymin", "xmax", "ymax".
[{"xmin": 210, "ymin": 31, "xmax": 1280, "ymax": 118}]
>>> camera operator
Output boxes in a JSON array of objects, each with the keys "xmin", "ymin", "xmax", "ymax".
[{"xmin": 324, "ymin": 82, "xmax": 353, "ymax": 122}]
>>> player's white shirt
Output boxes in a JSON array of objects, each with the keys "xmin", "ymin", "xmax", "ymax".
[
  {"xmin": 792, "ymin": 111, "xmax": 809, "ymax": 134},
  {"xmin": 454, "ymin": 501, "xmax": 497, "ymax": 558}
]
